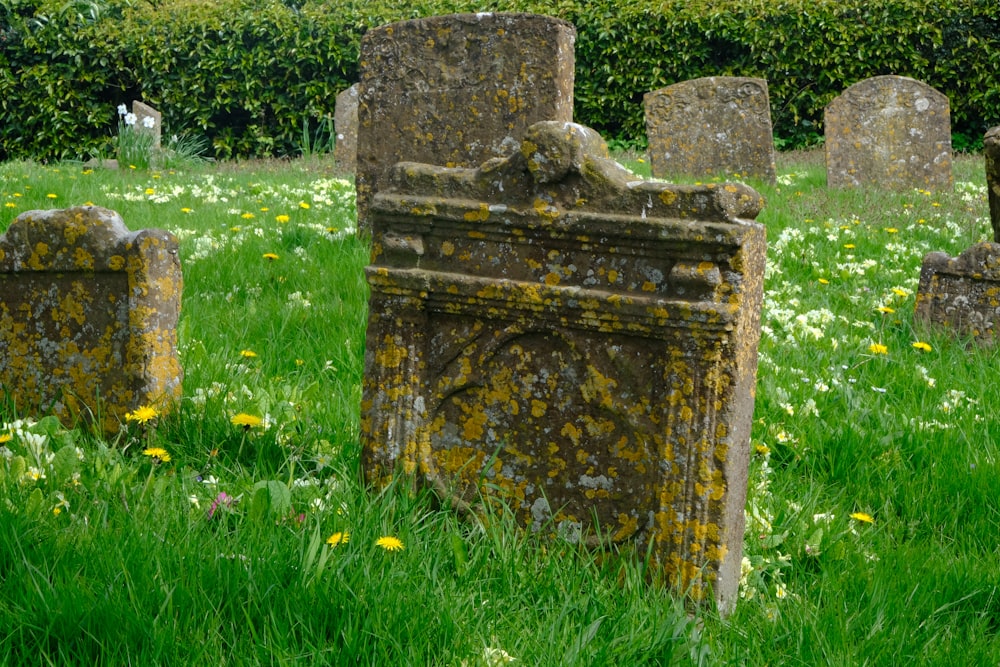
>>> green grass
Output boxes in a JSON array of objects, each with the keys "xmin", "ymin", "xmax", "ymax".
[{"xmin": 0, "ymin": 150, "xmax": 998, "ymax": 665}]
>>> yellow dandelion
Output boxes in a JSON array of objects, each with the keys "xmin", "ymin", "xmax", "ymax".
[
  {"xmin": 145, "ymin": 188, "xmax": 155, "ymax": 195},
  {"xmin": 912, "ymin": 341, "xmax": 932, "ymax": 352},
  {"xmin": 82, "ymin": 168, "xmax": 94, "ymax": 175},
  {"xmin": 299, "ymin": 201, "xmax": 310, "ymax": 209},
  {"xmin": 231, "ymin": 413, "xmax": 263, "ymax": 428},
  {"xmin": 46, "ymin": 193, "xmax": 57, "ymax": 199},
  {"xmin": 326, "ymin": 227, "xmax": 339, "ymax": 234},
  {"xmin": 83, "ymin": 201, "xmax": 94, "ymax": 206},
  {"xmin": 260, "ymin": 207, "xmax": 269, "ymax": 212},
  {"xmin": 375, "ymin": 535, "xmax": 404, "ymax": 552},
  {"xmin": 843, "ymin": 243, "xmax": 856, "ymax": 249},
  {"xmin": 142, "ymin": 447, "xmax": 171, "ymax": 463},
  {"xmin": 884, "ymin": 227, "xmax": 898, "ymax": 233},
  {"xmin": 4, "ymin": 202, "xmax": 15, "ymax": 208},
  {"xmin": 181, "ymin": 207, "xmax": 193, "ymax": 214},
  {"xmin": 868, "ymin": 343, "xmax": 888, "ymax": 355},
  {"xmin": 126, "ymin": 405, "xmax": 159, "ymax": 424},
  {"xmin": 0, "ymin": 433, "xmax": 12, "ymax": 444},
  {"xmin": 892, "ymin": 288, "xmax": 909, "ymax": 297},
  {"xmin": 327, "ymin": 532, "xmax": 350, "ymax": 547},
  {"xmin": 850, "ymin": 512, "xmax": 874, "ymax": 524},
  {"xmin": 276, "ymin": 214, "xmax": 290, "ymax": 223},
  {"xmin": 241, "ymin": 212, "xmax": 255, "ymax": 219},
  {"xmin": 876, "ymin": 306, "xmax": 895, "ymax": 314},
  {"xmin": 240, "ymin": 349, "xmax": 258, "ymax": 358},
  {"xmin": 263, "ymin": 253, "xmax": 279, "ymax": 261},
  {"xmin": 818, "ymin": 278, "xmax": 829, "ymax": 285}
]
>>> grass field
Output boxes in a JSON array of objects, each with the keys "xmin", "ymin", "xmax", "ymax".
[{"xmin": 0, "ymin": 149, "xmax": 998, "ymax": 665}]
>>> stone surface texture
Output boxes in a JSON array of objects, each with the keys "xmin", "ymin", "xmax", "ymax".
[
  {"xmin": 132, "ymin": 100, "xmax": 162, "ymax": 149},
  {"xmin": 0, "ymin": 207, "xmax": 182, "ymax": 433},
  {"xmin": 985, "ymin": 126, "xmax": 1000, "ymax": 241},
  {"xmin": 360, "ymin": 120, "xmax": 766, "ymax": 613},
  {"xmin": 356, "ymin": 12, "xmax": 576, "ymax": 230},
  {"xmin": 334, "ymin": 84, "xmax": 360, "ymax": 174},
  {"xmin": 915, "ymin": 242, "xmax": 1000, "ymax": 341},
  {"xmin": 644, "ymin": 77, "xmax": 776, "ymax": 184},
  {"xmin": 825, "ymin": 75, "xmax": 952, "ymax": 190}
]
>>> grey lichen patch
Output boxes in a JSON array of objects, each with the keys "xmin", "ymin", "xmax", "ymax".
[
  {"xmin": 361, "ymin": 120, "xmax": 766, "ymax": 614},
  {"xmin": 0, "ymin": 206, "xmax": 182, "ymax": 433}
]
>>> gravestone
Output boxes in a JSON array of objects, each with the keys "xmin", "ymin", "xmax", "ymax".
[
  {"xmin": 356, "ymin": 12, "xmax": 576, "ymax": 230},
  {"xmin": 361, "ymin": 120, "xmax": 766, "ymax": 613},
  {"xmin": 985, "ymin": 126, "xmax": 1000, "ymax": 240},
  {"xmin": 643, "ymin": 77, "xmax": 776, "ymax": 184},
  {"xmin": 0, "ymin": 207, "xmax": 182, "ymax": 433},
  {"xmin": 915, "ymin": 243, "xmax": 1000, "ymax": 341},
  {"xmin": 824, "ymin": 75, "xmax": 952, "ymax": 190},
  {"xmin": 132, "ymin": 100, "xmax": 162, "ymax": 149},
  {"xmin": 334, "ymin": 84, "xmax": 359, "ymax": 174}
]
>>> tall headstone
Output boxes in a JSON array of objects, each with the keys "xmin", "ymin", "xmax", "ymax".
[
  {"xmin": 132, "ymin": 100, "xmax": 162, "ymax": 149},
  {"xmin": 360, "ymin": 121, "xmax": 767, "ymax": 614},
  {"xmin": 824, "ymin": 75, "xmax": 952, "ymax": 190},
  {"xmin": 985, "ymin": 126, "xmax": 1000, "ymax": 241},
  {"xmin": 0, "ymin": 207, "xmax": 182, "ymax": 433},
  {"xmin": 334, "ymin": 84, "xmax": 360, "ymax": 174},
  {"xmin": 643, "ymin": 77, "xmax": 776, "ymax": 184},
  {"xmin": 356, "ymin": 12, "xmax": 576, "ymax": 230}
]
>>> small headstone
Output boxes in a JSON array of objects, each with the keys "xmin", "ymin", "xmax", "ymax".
[
  {"xmin": 356, "ymin": 12, "xmax": 576, "ymax": 230},
  {"xmin": 0, "ymin": 207, "xmax": 182, "ymax": 433},
  {"xmin": 334, "ymin": 84, "xmax": 360, "ymax": 174},
  {"xmin": 824, "ymin": 75, "xmax": 953, "ymax": 190},
  {"xmin": 915, "ymin": 243, "xmax": 1000, "ymax": 341},
  {"xmin": 360, "ymin": 120, "xmax": 767, "ymax": 614},
  {"xmin": 132, "ymin": 100, "xmax": 162, "ymax": 149},
  {"xmin": 984, "ymin": 126, "xmax": 1000, "ymax": 241},
  {"xmin": 644, "ymin": 76, "xmax": 776, "ymax": 184}
]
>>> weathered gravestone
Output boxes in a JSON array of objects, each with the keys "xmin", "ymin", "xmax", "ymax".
[
  {"xmin": 985, "ymin": 126, "xmax": 1000, "ymax": 240},
  {"xmin": 825, "ymin": 75, "xmax": 952, "ymax": 190},
  {"xmin": 360, "ymin": 120, "xmax": 766, "ymax": 613},
  {"xmin": 644, "ymin": 77, "xmax": 777, "ymax": 184},
  {"xmin": 356, "ymin": 12, "xmax": 576, "ymax": 230},
  {"xmin": 914, "ymin": 128, "xmax": 1000, "ymax": 341},
  {"xmin": 0, "ymin": 207, "xmax": 182, "ymax": 433},
  {"xmin": 334, "ymin": 84, "xmax": 360, "ymax": 174},
  {"xmin": 132, "ymin": 100, "xmax": 162, "ymax": 149}
]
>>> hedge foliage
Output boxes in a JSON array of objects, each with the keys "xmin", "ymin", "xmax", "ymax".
[{"xmin": 1, "ymin": 0, "xmax": 998, "ymax": 161}]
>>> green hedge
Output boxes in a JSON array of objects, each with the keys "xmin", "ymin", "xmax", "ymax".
[{"xmin": 1, "ymin": 0, "xmax": 998, "ymax": 161}]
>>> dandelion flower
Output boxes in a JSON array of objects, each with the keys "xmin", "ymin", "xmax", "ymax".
[
  {"xmin": 276, "ymin": 214, "xmax": 290, "ymax": 223},
  {"xmin": 145, "ymin": 188, "xmax": 155, "ymax": 195},
  {"xmin": 868, "ymin": 343, "xmax": 888, "ymax": 355},
  {"xmin": 884, "ymin": 227, "xmax": 898, "ymax": 233},
  {"xmin": 126, "ymin": 405, "xmax": 159, "ymax": 424},
  {"xmin": 4, "ymin": 202, "xmax": 15, "ymax": 208},
  {"xmin": 327, "ymin": 532, "xmax": 350, "ymax": 547},
  {"xmin": 241, "ymin": 212, "xmax": 255, "ymax": 219},
  {"xmin": 263, "ymin": 253, "xmax": 279, "ymax": 261},
  {"xmin": 850, "ymin": 512, "xmax": 875, "ymax": 524},
  {"xmin": 375, "ymin": 535, "xmax": 404, "ymax": 552},
  {"xmin": 891, "ymin": 288, "xmax": 909, "ymax": 297},
  {"xmin": 0, "ymin": 433, "xmax": 12, "ymax": 444},
  {"xmin": 876, "ymin": 306, "xmax": 895, "ymax": 314},
  {"xmin": 240, "ymin": 349, "xmax": 258, "ymax": 358},
  {"xmin": 818, "ymin": 278, "xmax": 829, "ymax": 285},
  {"xmin": 142, "ymin": 447, "xmax": 171, "ymax": 463},
  {"xmin": 181, "ymin": 207, "xmax": 192, "ymax": 214},
  {"xmin": 912, "ymin": 342, "xmax": 932, "ymax": 352},
  {"xmin": 46, "ymin": 193, "xmax": 57, "ymax": 199},
  {"xmin": 299, "ymin": 202, "xmax": 310, "ymax": 210},
  {"xmin": 231, "ymin": 413, "xmax": 263, "ymax": 428},
  {"xmin": 843, "ymin": 243, "xmax": 856, "ymax": 249}
]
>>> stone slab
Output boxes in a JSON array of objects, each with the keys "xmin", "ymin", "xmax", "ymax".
[
  {"xmin": 360, "ymin": 120, "xmax": 767, "ymax": 613},
  {"xmin": 132, "ymin": 100, "xmax": 162, "ymax": 149},
  {"xmin": 915, "ymin": 242, "xmax": 1000, "ymax": 341},
  {"xmin": 0, "ymin": 207, "xmax": 182, "ymax": 433},
  {"xmin": 356, "ymin": 12, "xmax": 576, "ymax": 230},
  {"xmin": 825, "ymin": 75, "xmax": 952, "ymax": 190},
  {"xmin": 334, "ymin": 84, "xmax": 359, "ymax": 174},
  {"xmin": 644, "ymin": 76, "xmax": 776, "ymax": 184},
  {"xmin": 985, "ymin": 126, "xmax": 1000, "ymax": 241}
]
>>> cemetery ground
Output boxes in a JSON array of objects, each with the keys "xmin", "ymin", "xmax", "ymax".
[{"xmin": 0, "ymin": 150, "xmax": 998, "ymax": 665}]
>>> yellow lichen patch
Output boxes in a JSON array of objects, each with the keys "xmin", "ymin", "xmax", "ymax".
[
  {"xmin": 467, "ymin": 229, "xmax": 487, "ymax": 239},
  {"xmin": 531, "ymin": 399, "xmax": 547, "ymax": 418},
  {"xmin": 658, "ymin": 190, "xmax": 678, "ymax": 206},
  {"xmin": 74, "ymin": 247, "xmax": 95, "ymax": 270},
  {"xmin": 560, "ymin": 422, "xmax": 582, "ymax": 446},
  {"xmin": 464, "ymin": 204, "xmax": 490, "ymax": 222},
  {"xmin": 441, "ymin": 240, "xmax": 455, "ymax": 257},
  {"xmin": 374, "ymin": 335, "xmax": 409, "ymax": 369},
  {"xmin": 544, "ymin": 272, "xmax": 561, "ymax": 286},
  {"xmin": 612, "ymin": 513, "xmax": 639, "ymax": 541}
]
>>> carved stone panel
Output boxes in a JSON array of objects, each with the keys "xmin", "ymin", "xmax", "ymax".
[
  {"xmin": 334, "ymin": 84, "xmax": 359, "ymax": 174},
  {"xmin": 356, "ymin": 12, "xmax": 576, "ymax": 230},
  {"xmin": 360, "ymin": 121, "xmax": 767, "ymax": 613},
  {"xmin": 825, "ymin": 75, "xmax": 952, "ymax": 190},
  {"xmin": 644, "ymin": 77, "xmax": 776, "ymax": 184},
  {"xmin": 0, "ymin": 207, "xmax": 182, "ymax": 432}
]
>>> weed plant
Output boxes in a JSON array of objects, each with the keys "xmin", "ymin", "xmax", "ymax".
[{"xmin": 0, "ymin": 151, "xmax": 997, "ymax": 665}]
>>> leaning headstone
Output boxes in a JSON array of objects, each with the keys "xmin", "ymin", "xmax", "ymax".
[
  {"xmin": 132, "ymin": 100, "xmax": 162, "ymax": 149},
  {"xmin": 334, "ymin": 84, "xmax": 360, "ymax": 174},
  {"xmin": 355, "ymin": 12, "xmax": 576, "ymax": 230},
  {"xmin": 644, "ymin": 76, "xmax": 776, "ymax": 184},
  {"xmin": 985, "ymin": 126, "xmax": 1000, "ymax": 240},
  {"xmin": 0, "ymin": 207, "xmax": 182, "ymax": 433},
  {"xmin": 361, "ymin": 121, "xmax": 766, "ymax": 614},
  {"xmin": 915, "ymin": 243, "xmax": 1000, "ymax": 341},
  {"xmin": 825, "ymin": 75, "xmax": 952, "ymax": 190}
]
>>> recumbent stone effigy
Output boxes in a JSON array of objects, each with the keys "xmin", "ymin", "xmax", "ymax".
[
  {"xmin": 0, "ymin": 207, "xmax": 182, "ymax": 433},
  {"xmin": 360, "ymin": 121, "xmax": 766, "ymax": 612}
]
